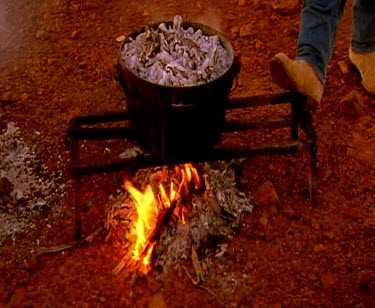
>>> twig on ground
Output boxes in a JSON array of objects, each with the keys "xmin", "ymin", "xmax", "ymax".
[
  {"xmin": 182, "ymin": 264, "xmax": 225, "ymax": 307},
  {"xmin": 34, "ymin": 227, "xmax": 103, "ymax": 257},
  {"xmin": 191, "ymin": 245, "xmax": 205, "ymax": 283}
]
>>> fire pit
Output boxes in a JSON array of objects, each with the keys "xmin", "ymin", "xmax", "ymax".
[
  {"xmin": 65, "ymin": 17, "xmax": 318, "ymax": 243},
  {"xmin": 117, "ymin": 16, "xmax": 239, "ymax": 159}
]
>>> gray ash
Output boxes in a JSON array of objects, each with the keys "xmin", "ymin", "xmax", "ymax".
[
  {"xmin": 107, "ymin": 159, "xmax": 253, "ymax": 273},
  {"xmin": 121, "ymin": 15, "xmax": 232, "ymax": 86},
  {"xmin": 153, "ymin": 161, "xmax": 253, "ymax": 270},
  {"xmin": 0, "ymin": 123, "xmax": 66, "ymax": 244}
]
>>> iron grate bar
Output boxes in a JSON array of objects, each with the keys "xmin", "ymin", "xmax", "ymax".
[{"xmin": 72, "ymin": 140, "xmax": 312, "ymax": 176}]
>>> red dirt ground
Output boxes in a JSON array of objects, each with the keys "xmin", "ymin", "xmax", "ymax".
[{"xmin": 1, "ymin": 0, "xmax": 374, "ymax": 307}]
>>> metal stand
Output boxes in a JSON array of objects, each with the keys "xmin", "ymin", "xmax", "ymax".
[{"xmin": 65, "ymin": 91, "xmax": 318, "ymax": 239}]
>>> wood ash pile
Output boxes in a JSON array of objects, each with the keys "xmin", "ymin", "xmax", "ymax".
[
  {"xmin": 121, "ymin": 15, "xmax": 232, "ymax": 86},
  {"xmin": 153, "ymin": 161, "xmax": 253, "ymax": 271},
  {"xmin": 105, "ymin": 153, "xmax": 253, "ymax": 274}
]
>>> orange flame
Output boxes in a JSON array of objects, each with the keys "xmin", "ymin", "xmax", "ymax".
[
  {"xmin": 125, "ymin": 163, "xmax": 201, "ymax": 272},
  {"xmin": 125, "ymin": 181, "xmax": 159, "ymax": 263}
]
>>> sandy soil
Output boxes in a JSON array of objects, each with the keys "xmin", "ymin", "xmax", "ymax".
[{"xmin": 1, "ymin": 0, "xmax": 374, "ymax": 307}]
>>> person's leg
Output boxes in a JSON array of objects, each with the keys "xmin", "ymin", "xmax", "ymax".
[
  {"xmin": 296, "ymin": 0, "xmax": 347, "ymax": 83},
  {"xmin": 349, "ymin": 0, "xmax": 375, "ymax": 95},
  {"xmin": 270, "ymin": 0, "xmax": 347, "ymax": 110}
]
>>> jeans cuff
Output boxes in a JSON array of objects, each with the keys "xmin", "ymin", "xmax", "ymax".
[{"xmin": 351, "ymin": 42, "xmax": 375, "ymax": 54}]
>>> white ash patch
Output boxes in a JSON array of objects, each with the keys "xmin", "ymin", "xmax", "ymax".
[
  {"xmin": 0, "ymin": 122, "xmax": 66, "ymax": 244},
  {"xmin": 106, "ymin": 159, "xmax": 252, "ymax": 272},
  {"xmin": 118, "ymin": 144, "xmax": 146, "ymax": 159},
  {"xmin": 121, "ymin": 15, "xmax": 232, "ymax": 86},
  {"xmin": 154, "ymin": 161, "xmax": 252, "ymax": 270}
]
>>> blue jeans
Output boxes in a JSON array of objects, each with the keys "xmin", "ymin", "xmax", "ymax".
[{"xmin": 296, "ymin": 0, "xmax": 375, "ymax": 83}]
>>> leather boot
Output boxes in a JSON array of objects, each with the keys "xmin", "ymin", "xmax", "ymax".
[
  {"xmin": 349, "ymin": 48, "xmax": 375, "ymax": 95},
  {"xmin": 270, "ymin": 53, "xmax": 324, "ymax": 110}
]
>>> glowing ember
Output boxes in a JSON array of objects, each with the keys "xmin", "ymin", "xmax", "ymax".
[{"xmin": 125, "ymin": 163, "xmax": 201, "ymax": 273}]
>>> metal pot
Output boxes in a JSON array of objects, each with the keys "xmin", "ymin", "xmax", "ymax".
[{"xmin": 117, "ymin": 20, "xmax": 239, "ymax": 160}]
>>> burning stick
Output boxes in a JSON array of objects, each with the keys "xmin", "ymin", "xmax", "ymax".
[
  {"xmin": 114, "ymin": 163, "xmax": 200, "ymax": 275},
  {"xmin": 113, "ymin": 197, "xmax": 179, "ymax": 275},
  {"xmin": 113, "ymin": 198, "xmax": 180, "ymax": 299},
  {"xmin": 114, "ymin": 164, "xmax": 203, "ymax": 299}
]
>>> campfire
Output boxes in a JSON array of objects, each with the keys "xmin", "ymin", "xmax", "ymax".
[
  {"xmin": 124, "ymin": 163, "xmax": 203, "ymax": 274},
  {"xmin": 108, "ymin": 160, "xmax": 253, "ymax": 283}
]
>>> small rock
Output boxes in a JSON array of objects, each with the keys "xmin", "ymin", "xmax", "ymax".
[
  {"xmin": 35, "ymin": 29, "xmax": 50, "ymax": 40},
  {"xmin": 311, "ymin": 218, "xmax": 320, "ymax": 229},
  {"xmin": 255, "ymin": 39, "xmax": 263, "ymax": 50},
  {"xmin": 280, "ymin": 204, "xmax": 294, "ymax": 216},
  {"xmin": 313, "ymin": 244, "xmax": 325, "ymax": 253},
  {"xmin": 230, "ymin": 26, "xmax": 240, "ymax": 38},
  {"xmin": 9, "ymin": 287, "xmax": 27, "ymax": 306},
  {"xmin": 338, "ymin": 60, "xmax": 349, "ymax": 74},
  {"xmin": 47, "ymin": 58, "xmax": 56, "ymax": 65},
  {"xmin": 16, "ymin": 271, "xmax": 30, "ymax": 286},
  {"xmin": 347, "ymin": 136, "xmax": 375, "ymax": 168},
  {"xmin": 2, "ymin": 235, "xmax": 13, "ymax": 246},
  {"xmin": 176, "ymin": 264, "xmax": 183, "ymax": 279},
  {"xmin": 24, "ymin": 256, "xmax": 37, "ymax": 271},
  {"xmin": 323, "ymin": 231, "xmax": 335, "ymax": 240},
  {"xmin": 99, "ymin": 296, "xmax": 106, "ymax": 303},
  {"xmin": 321, "ymin": 166, "xmax": 332, "ymax": 181},
  {"xmin": 0, "ymin": 177, "xmax": 13, "ymax": 196},
  {"xmin": 238, "ymin": 0, "xmax": 246, "ymax": 5},
  {"xmin": 21, "ymin": 93, "xmax": 29, "ymax": 101},
  {"xmin": 71, "ymin": 30, "xmax": 79, "ymax": 39},
  {"xmin": 45, "ymin": 161, "xmax": 57, "ymax": 172},
  {"xmin": 251, "ymin": 0, "xmax": 264, "ymax": 10},
  {"xmin": 260, "ymin": 216, "xmax": 268, "ymax": 226},
  {"xmin": 321, "ymin": 273, "xmax": 338, "ymax": 289},
  {"xmin": 239, "ymin": 55, "xmax": 252, "ymax": 68},
  {"xmin": 148, "ymin": 292, "xmax": 167, "ymax": 308},
  {"xmin": 253, "ymin": 181, "xmax": 279, "ymax": 206},
  {"xmin": 271, "ymin": 0, "xmax": 299, "ymax": 14},
  {"xmin": 239, "ymin": 23, "xmax": 254, "ymax": 37},
  {"xmin": 270, "ymin": 302, "xmax": 282, "ymax": 308},
  {"xmin": 343, "ymin": 207, "xmax": 362, "ymax": 219},
  {"xmin": 270, "ymin": 205, "xmax": 278, "ymax": 215},
  {"xmin": 116, "ymin": 35, "xmax": 125, "ymax": 42},
  {"xmin": 18, "ymin": 197, "xmax": 29, "ymax": 207},
  {"xmin": 339, "ymin": 90, "xmax": 361, "ymax": 118},
  {"xmin": 357, "ymin": 270, "xmax": 375, "ymax": 291},
  {"xmin": 36, "ymin": 88, "xmax": 45, "ymax": 96},
  {"xmin": 363, "ymin": 199, "xmax": 375, "ymax": 213},
  {"xmin": 146, "ymin": 276, "xmax": 161, "ymax": 293},
  {"xmin": 1, "ymin": 91, "xmax": 19, "ymax": 103},
  {"xmin": 0, "ymin": 291, "xmax": 10, "ymax": 302},
  {"xmin": 87, "ymin": 206, "xmax": 100, "ymax": 224}
]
